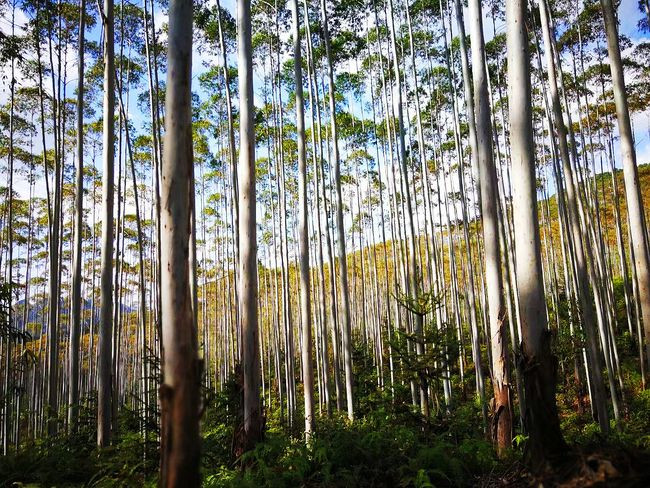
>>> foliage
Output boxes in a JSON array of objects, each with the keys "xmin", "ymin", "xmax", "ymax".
[
  {"xmin": 4, "ymin": 306, "xmax": 650, "ymax": 487},
  {"xmin": 0, "ymin": 409, "xmax": 157, "ymax": 487},
  {"xmin": 202, "ymin": 400, "xmax": 497, "ymax": 487}
]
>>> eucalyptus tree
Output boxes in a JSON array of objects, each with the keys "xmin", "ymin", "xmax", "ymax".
[
  {"xmin": 303, "ymin": 0, "xmax": 332, "ymax": 414},
  {"xmin": 290, "ymin": 0, "xmax": 314, "ymax": 437},
  {"xmin": 68, "ymin": 0, "xmax": 86, "ymax": 434},
  {"xmin": 1, "ymin": 0, "xmax": 20, "ymax": 450},
  {"xmin": 97, "ymin": 0, "xmax": 115, "ymax": 447},
  {"xmin": 141, "ymin": 0, "xmax": 164, "ymax": 367},
  {"xmin": 600, "ymin": 0, "xmax": 650, "ymax": 376},
  {"xmin": 238, "ymin": 0, "xmax": 263, "ymax": 449},
  {"xmin": 3, "ymin": 84, "xmax": 43, "ymax": 447},
  {"xmin": 437, "ymin": 0, "xmax": 486, "ymax": 419},
  {"xmin": 116, "ymin": 71, "xmax": 150, "ymax": 445},
  {"xmin": 507, "ymin": 0, "xmax": 568, "ymax": 470},
  {"xmin": 467, "ymin": 0, "xmax": 511, "ymax": 452},
  {"xmin": 29, "ymin": 0, "xmax": 65, "ymax": 438},
  {"xmin": 158, "ymin": 0, "xmax": 200, "ymax": 482},
  {"xmin": 537, "ymin": 0, "xmax": 611, "ymax": 432},
  {"xmin": 383, "ymin": 0, "xmax": 428, "ymax": 417},
  {"xmin": 319, "ymin": 0, "xmax": 354, "ymax": 420},
  {"xmin": 196, "ymin": 0, "xmax": 240, "ymax": 327}
]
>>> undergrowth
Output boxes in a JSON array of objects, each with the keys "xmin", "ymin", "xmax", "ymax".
[{"xmin": 2, "ymin": 338, "xmax": 650, "ymax": 487}]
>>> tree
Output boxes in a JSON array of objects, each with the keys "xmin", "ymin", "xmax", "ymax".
[
  {"xmin": 68, "ymin": 0, "xmax": 85, "ymax": 434},
  {"xmin": 97, "ymin": 0, "xmax": 115, "ymax": 448},
  {"xmin": 238, "ymin": 0, "xmax": 263, "ymax": 450},
  {"xmin": 468, "ymin": 0, "xmax": 511, "ymax": 452},
  {"xmin": 506, "ymin": 0, "xmax": 568, "ymax": 470},
  {"xmin": 158, "ymin": 0, "xmax": 200, "ymax": 484},
  {"xmin": 291, "ymin": 0, "xmax": 314, "ymax": 437},
  {"xmin": 320, "ymin": 0, "xmax": 354, "ymax": 422},
  {"xmin": 538, "ymin": 0, "xmax": 611, "ymax": 431},
  {"xmin": 3, "ymin": 0, "xmax": 18, "ymax": 452},
  {"xmin": 600, "ymin": 0, "xmax": 650, "ymax": 377},
  {"xmin": 386, "ymin": 0, "xmax": 427, "ymax": 418}
]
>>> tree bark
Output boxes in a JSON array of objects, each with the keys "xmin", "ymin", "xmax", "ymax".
[
  {"xmin": 159, "ymin": 0, "xmax": 200, "ymax": 485},
  {"xmin": 600, "ymin": 0, "xmax": 650, "ymax": 377},
  {"xmin": 467, "ymin": 0, "xmax": 512, "ymax": 453},
  {"xmin": 68, "ymin": 0, "xmax": 85, "ymax": 434},
  {"xmin": 238, "ymin": 0, "xmax": 263, "ymax": 449},
  {"xmin": 97, "ymin": 0, "xmax": 115, "ymax": 447},
  {"xmin": 507, "ymin": 0, "xmax": 568, "ymax": 471},
  {"xmin": 291, "ymin": 0, "xmax": 315, "ymax": 438}
]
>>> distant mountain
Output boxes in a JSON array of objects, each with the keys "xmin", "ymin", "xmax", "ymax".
[{"xmin": 13, "ymin": 297, "xmax": 133, "ymax": 338}]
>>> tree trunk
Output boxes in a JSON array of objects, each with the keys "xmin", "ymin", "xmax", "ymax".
[
  {"xmin": 97, "ymin": 0, "xmax": 115, "ymax": 447},
  {"xmin": 506, "ymin": 0, "xmax": 568, "ymax": 471},
  {"xmin": 467, "ymin": 0, "xmax": 512, "ymax": 453},
  {"xmin": 600, "ymin": 0, "xmax": 650, "ymax": 377},
  {"xmin": 216, "ymin": 0, "xmax": 240, "ymax": 330},
  {"xmin": 320, "ymin": 0, "xmax": 354, "ymax": 421},
  {"xmin": 238, "ymin": 0, "xmax": 263, "ymax": 450},
  {"xmin": 68, "ymin": 0, "xmax": 85, "ymax": 434},
  {"xmin": 537, "ymin": 0, "xmax": 611, "ymax": 431},
  {"xmin": 159, "ymin": 0, "xmax": 200, "ymax": 485},
  {"xmin": 291, "ymin": 0, "xmax": 315, "ymax": 438}
]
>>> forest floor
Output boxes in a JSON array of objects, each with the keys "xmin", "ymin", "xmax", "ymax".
[
  {"xmin": 2, "ymin": 358, "xmax": 650, "ymax": 487},
  {"xmin": 480, "ymin": 446, "xmax": 650, "ymax": 487}
]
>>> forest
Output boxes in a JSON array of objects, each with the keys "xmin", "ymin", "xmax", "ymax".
[{"xmin": 0, "ymin": 0, "xmax": 650, "ymax": 485}]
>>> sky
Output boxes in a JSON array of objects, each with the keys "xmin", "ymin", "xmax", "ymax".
[{"xmin": 0, "ymin": 0, "xmax": 649, "ymax": 236}]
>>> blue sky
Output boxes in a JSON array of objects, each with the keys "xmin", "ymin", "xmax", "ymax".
[{"xmin": 1, "ymin": 0, "xmax": 649, "ymax": 204}]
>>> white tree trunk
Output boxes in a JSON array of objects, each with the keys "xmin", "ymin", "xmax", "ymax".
[
  {"xmin": 237, "ymin": 0, "xmax": 263, "ymax": 448},
  {"xmin": 507, "ymin": 0, "xmax": 567, "ymax": 470},
  {"xmin": 320, "ymin": 0, "xmax": 354, "ymax": 420},
  {"xmin": 291, "ymin": 0, "xmax": 314, "ymax": 438},
  {"xmin": 468, "ymin": 0, "xmax": 512, "ymax": 452},
  {"xmin": 600, "ymin": 0, "xmax": 650, "ymax": 376}
]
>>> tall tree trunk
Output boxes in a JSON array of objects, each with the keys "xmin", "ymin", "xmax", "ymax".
[
  {"xmin": 3, "ymin": 1, "xmax": 16, "ymax": 453},
  {"xmin": 97, "ymin": 0, "xmax": 115, "ymax": 447},
  {"xmin": 142, "ymin": 0, "xmax": 163, "ymax": 377},
  {"xmin": 386, "ymin": 0, "xmax": 428, "ymax": 416},
  {"xmin": 43, "ymin": 4, "xmax": 62, "ymax": 439},
  {"xmin": 600, "ymin": 0, "xmax": 650, "ymax": 377},
  {"xmin": 304, "ymin": 0, "xmax": 332, "ymax": 414},
  {"xmin": 216, "ymin": 0, "xmax": 240, "ymax": 329},
  {"xmin": 291, "ymin": 0, "xmax": 315, "ymax": 438},
  {"xmin": 320, "ymin": 0, "xmax": 354, "ymax": 420},
  {"xmin": 159, "ymin": 0, "xmax": 200, "ymax": 485},
  {"xmin": 537, "ymin": 0, "xmax": 611, "ymax": 431},
  {"xmin": 440, "ymin": 0, "xmax": 486, "ymax": 423},
  {"xmin": 238, "ymin": 0, "xmax": 263, "ymax": 449},
  {"xmin": 68, "ymin": 0, "xmax": 85, "ymax": 434},
  {"xmin": 506, "ymin": 0, "xmax": 568, "ymax": 470},
  {"xmin": 468, "ymin": 0, "xmax": 511, "ymax": 453},
  {"xmin": 115, "ymin": 72, "xmax": 149, "ymax": 450}
]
